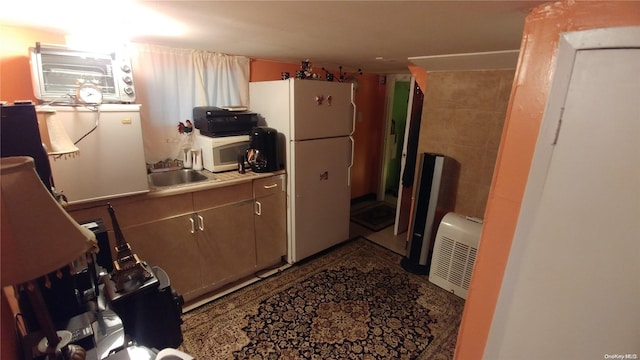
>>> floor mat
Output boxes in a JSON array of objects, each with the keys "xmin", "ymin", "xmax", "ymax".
[{"xmin": 350, "ymin": 202, "xmax": 396, "ymax": 232}]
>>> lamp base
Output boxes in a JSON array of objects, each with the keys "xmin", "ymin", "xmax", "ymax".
[
  {"xmin": 36, "ymin": 330, "xmax": 86, "ymax": 360},
  {"xmin": 36, "ymin": 330, "xmax": 72, "ymax": 353}
]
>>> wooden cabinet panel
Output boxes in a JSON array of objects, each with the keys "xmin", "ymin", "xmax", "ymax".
[
  {"xmin": 254, "ymin": 174, "xmax": 287, "ymax": 268},
  {"xmin": 192, "ymin": 182, "xmax": 252, "ymax": 211},
  {"xmin": 68, "ymin": 193, "xmax": 193, "ymax": 231},
  {"xmin": 253, "ymin": 175, "xmax": 285, "ymax": 198},
  {"xmin": 115, "ymin": 193, "xmax": 193, "ymax": 228},
  {"xmin": 198, "ymin": 199, "xmax": 256, "ymax": 288},
  {"xmin": 121, "ymin": 214, "xmax": 201, "ymax": 298}
]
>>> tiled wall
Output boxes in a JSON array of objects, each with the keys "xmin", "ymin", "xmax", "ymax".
[{"xmin": 417, "ymin": 70, "xmax": 515, "ymax": 218}]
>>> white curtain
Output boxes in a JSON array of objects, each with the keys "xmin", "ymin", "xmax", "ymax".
[{"xmin": 129, "ymin": 43, "xmax": 250, "ymax": 163}]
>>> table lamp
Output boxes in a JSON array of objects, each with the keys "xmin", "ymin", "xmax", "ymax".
[{"xmin": 1, "ymin": 156, "xmax": 97, "ymax": 359}]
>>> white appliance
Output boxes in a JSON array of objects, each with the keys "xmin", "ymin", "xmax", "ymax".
[
  {"xmin": 193, "ymin": 131, "xmax": 250, "ymax": 172},
  {"xmin": 249, "ymin": 79, "xmax": 355, "ymax": 263},
  {"xmin": 30, "ymin": 43, "xmax": 136, "ymax": 104},
  {"xmin": 39, "ymin": 104, "xmax": 149, "ymax": 204},
  {"xmin": 429, "ymin": 212, "xmax": 483, "ymax": 299}
]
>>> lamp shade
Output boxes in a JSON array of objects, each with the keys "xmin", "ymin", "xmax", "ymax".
[
  {"xmin": 1, "ymin": 156, "xmax": 96, "ymax": 286},
  {"xmin": 36, "ymin": 107, "xmax": 80, "ymax": 157}
]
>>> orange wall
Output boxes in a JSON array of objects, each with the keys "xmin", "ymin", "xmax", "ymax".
[
  {"xmin": 407, "ymin": 64, "xmax": 427, "ymax": 92},
  {"xmin": 250, "ymin": 59, "xmax": 387, "ymax": 199},
  {"xmin": 454, "ymin": 1, "xmax": 640, "ymax": 359},
  {"xmin": 0, "ymin": 25, "xmax": 66, "ymax": 102},
  {"xmin": 250, "ymin": 59, "xmax": 301, "ymax": 82}
]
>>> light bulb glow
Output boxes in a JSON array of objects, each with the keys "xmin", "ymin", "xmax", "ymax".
[{"xmin": 1, "ymin": 0, "xmax": 187, "ymax": 48}]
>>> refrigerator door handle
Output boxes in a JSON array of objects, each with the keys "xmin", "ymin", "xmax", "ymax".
[
  {"xmin": 350, "ymin": 96, "xmax": 356, "ymax": 136},
  {"xmin": 348, "ymin": 136, "xmax": 354, "ymax": 187}
]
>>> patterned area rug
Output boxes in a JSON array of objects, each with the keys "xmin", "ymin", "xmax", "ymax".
[{"xmin": 178, "ymin": 237, "xmax": 465, "ymax": 359}]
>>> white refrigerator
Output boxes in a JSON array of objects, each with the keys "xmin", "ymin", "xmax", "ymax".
[
  {"xmin": 250, "ymin": 79, "xmax": 355, "ymax": 263},
  {"xmin": 38, "ymin": 104, "xmax": 149, "ymax": 205}
]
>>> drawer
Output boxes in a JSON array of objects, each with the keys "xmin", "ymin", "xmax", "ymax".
[
  {"xmin": 114, "ymin": 193, "xmax": 193, "ymax": 228},
  {"xmin": 253, "ymin": 174, "xmax": 286, "ymax": 198},
  {"xmin": 69, "ymin": 193, "xmax": 192, "ymax": 230},
  {"xmin": 192, "ymin": 182, "xmax": 253, "ymax": 211}
]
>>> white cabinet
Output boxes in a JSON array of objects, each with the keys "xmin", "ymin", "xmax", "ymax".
[{"xmin": 42, "ymin": 104, "xmax": 149, "ymax": 204}]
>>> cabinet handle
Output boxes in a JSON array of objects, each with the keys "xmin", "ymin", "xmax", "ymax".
[
  {"xmin": 189, "ymin": 217, "xmax": 195, "ymax": 234},
  {"xmin": 263, "ymin": 183, "xmax": 278, "ymax": 189},
  {"xmin": 198, "ymin": 214, "xmax": 204, "ymax": 231},
  {"xmin": 255, "ymin": 201, "xmax": 262, "ymax": 216}
]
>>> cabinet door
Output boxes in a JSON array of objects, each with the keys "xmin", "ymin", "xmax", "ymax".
[
  {"xmin": 197, "ymin": 199, "xmax": 256, "ymax": 289},
  {"xmin": 122, "ymin": 214, "xmax": 201, "ymax": 300},
  {"xmin": 254, "ymin": 175, "xmax": 287, "ymax": 268}
]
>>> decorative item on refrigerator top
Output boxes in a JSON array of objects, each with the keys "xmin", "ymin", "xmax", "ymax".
[
  {"xmin": 193, "ymin": 106, "xmax": 258, "ymax": 137},
  {"xmin": 246, "ymin": 126, "xmax": 280, "ymax": 173}
]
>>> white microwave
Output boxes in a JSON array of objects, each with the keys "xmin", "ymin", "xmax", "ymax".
[
  {"xmin": 193, "ymin": 133, "xmax": 250, "ymax": 172},
  {"xmin": 29, "ymin": 43, "xmax": 136, "ymax": 104}
]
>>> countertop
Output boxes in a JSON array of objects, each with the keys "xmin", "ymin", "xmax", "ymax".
[
  {"xmin": 146, "ymin": 168, "xmax": 285, "ymax": 198},
  {"xmin": 66, "ymin": 168, "xmax": 285, "ymax": 212}
]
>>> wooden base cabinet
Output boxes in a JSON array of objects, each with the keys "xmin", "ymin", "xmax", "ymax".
[
  {"xmin": 120, "ymin": 182, "xmax": 256, "ymax": 302},
  {"xmin": 197, "ymin": 199, "xmax": 256, "ymax": 292},
  {"xmin": 122, "ymin": 214, "xmax": 202, "ymax": 301},
  {"xmin": 69, "ymin": 176, "xmax": 287, "ymax": 304},
  {"xmin": 253, "ymin": 174, "xmax": 287, "ymax": 269}
]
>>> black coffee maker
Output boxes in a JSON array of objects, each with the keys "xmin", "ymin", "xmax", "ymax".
[{"xmin": 246, "ymin": 126, "xmax": 279, "ymax": 173}]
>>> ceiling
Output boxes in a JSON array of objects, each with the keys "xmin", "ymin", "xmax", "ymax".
[{"xmin": 2, "ymin": 1, "xmax": 549, "ymax": 74}]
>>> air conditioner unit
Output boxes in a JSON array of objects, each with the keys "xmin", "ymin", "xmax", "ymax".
[{"xmin": 429, "ymin": 212, "xmax": 483, "ymax": 299}]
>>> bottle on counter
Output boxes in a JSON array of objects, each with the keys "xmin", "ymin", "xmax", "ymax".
[
  {"xmin": 192, "ymin": 148, "xmax": 203, "ymax": 171},
  {"xmin": 183, "ymin": 148, "xmax": 192, "ymax": 168}
]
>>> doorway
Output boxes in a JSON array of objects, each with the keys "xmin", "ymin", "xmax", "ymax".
[
  {"xmin": 380, "ymin": 74, "xmax": 411, "ymax": 207},
  {"xmin": 384, "ymin": 80, "xmax": 411, "ymax": 203},
  {"xmin": 356, "ymin": 76, "xmax": 422, "ymax": 255}
]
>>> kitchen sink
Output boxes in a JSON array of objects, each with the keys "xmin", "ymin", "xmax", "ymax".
[{"xmin": 148, "ymin": 169, "xmax": 214, "ymax": 187}]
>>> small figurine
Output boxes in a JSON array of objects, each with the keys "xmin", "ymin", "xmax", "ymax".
[
  {"xmin": 177, "ymin": 120, "xmax": 193, "ymax": 134},
  {"xmin": 296, "ymin": 59, "xmax": 318, "ymax": 80}
]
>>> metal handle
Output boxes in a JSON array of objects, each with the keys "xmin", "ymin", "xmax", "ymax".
[
  {"xmin": 255, "ymin": 201, "xmax": 262, "ymax": 216},
  {"xmin": 189, "ymin": 217, "xmax": 195, "ymax": 234},
  {"xmin": 198, "ymin": 214, "xmax": 204, "ymax": 231},
  {"xmin": 347, "ymin": 136, "xmax": 354, "ymax": 187},
  {"xmin": 263, "ymin": 183, "xmax": 278, "ymax": 189},
  {"xmin": 350, "ymin": 89, "xmax": 356, "ymax": 136}
]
